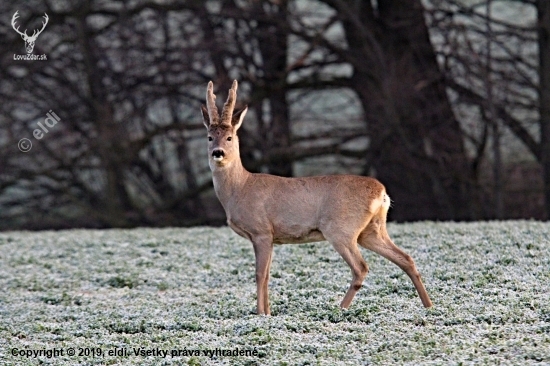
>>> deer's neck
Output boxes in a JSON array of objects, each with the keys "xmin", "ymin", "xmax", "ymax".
[{"xmin": 211, "ymin": 158, "xmax": 250, "ymax": 209}]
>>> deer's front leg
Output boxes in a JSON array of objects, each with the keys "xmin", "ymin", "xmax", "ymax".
[{"xmin": 252, "ymin": 236, "xmax": 273, "ymax": 315}]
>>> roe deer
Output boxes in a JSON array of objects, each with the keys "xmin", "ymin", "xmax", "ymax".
[{"xmin": 202, "ymin": 80, "xmax": 433, "ymax": 315}]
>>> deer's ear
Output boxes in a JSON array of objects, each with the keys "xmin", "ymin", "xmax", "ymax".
[
  {"xmin": 201, "ymin": 105, "xmax": 210, "ymax": 129},
  {"xmin": 232, "ymin": 105, "xmax": 248, "ymax": 131}
]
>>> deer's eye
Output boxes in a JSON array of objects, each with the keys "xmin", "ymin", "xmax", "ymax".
[
  {"xmin": 208, "ymin": 136, "xmax": 213, "ymax": 141},
  {"xmin": 227, "ymin": 136, "xmax": 232, "ymax": 141}
]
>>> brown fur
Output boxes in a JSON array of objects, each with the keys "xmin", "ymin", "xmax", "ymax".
[{"xmin": 202, "ymin": 81, "xmax": 433, "ymax": 314}]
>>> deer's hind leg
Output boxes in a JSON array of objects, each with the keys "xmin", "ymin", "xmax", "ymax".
[
  {"xmin": 323, "ymin": 228, "xmax": 369, "ymax": 309},
  {"xmin": 358, "ymin": 219, "xmax": 433, "ymax": 308}
]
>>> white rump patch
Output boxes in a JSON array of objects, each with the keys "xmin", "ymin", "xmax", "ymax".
[
  {"xmin": 382, "ymin": 193, "xmax": 391, "ymax": 211},
  {"xmin": 369, "ymin": 192, "xmax": 391, "ymax": 214}
]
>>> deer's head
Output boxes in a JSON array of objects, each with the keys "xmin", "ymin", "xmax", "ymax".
[
  {"xmin": 12, "ymin": 11, "xmax": 49, "ymax": 54},
  {"xmin": 201, "ymin": 80, "xmax": 248, "ymax": 169}
]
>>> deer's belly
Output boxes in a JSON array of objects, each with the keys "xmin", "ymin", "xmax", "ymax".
[
  {"xmin": 272, "ymin": 227, "xmax": 325, "ymax": 244},
  {"xmin": 228, "ymin": 218, "xmax": 325, "ymax": 244}
]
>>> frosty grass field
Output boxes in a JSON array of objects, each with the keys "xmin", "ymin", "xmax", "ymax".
[{"xmin": 0, "ymin": 221, "xmax": 549, "ymax": 365}]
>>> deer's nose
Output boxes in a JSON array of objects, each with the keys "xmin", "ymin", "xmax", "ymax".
[{"xmin": 212, "ymin": 149, "xmax": 225, "ymax": 158}]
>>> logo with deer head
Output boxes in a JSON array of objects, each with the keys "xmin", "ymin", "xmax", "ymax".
[{"xmin": 11, "ymin": 11, "xmax": 49, "ymax": 54}]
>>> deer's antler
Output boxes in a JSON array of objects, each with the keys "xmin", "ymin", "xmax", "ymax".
[
  {"xmin": 221, "ymin": 80, "xmax": 238, "ymax": 124},
  {"xmin": 206, "ymin": 81, "xmax": 219, "ymax": 124}
]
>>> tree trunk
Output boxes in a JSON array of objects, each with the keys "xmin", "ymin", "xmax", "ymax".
[
  {"xmin": 77, "ymin": 12, "xmax": 135, "ymax": 227},
  {"xmin": 256, "ymin": 0, "xmax": 292, "ymax": 177},
  {"xmin": 339, "ymin": 0, "xmax": 473, "ymax": 220},
  {"xmin": 538, "ymin": 0, "xmax": 550, "ymax": 219}
]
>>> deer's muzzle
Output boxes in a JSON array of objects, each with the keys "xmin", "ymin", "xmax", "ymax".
[{"xmin": 212, "ymin": 149, "xmax": 225, "ymax": 161}]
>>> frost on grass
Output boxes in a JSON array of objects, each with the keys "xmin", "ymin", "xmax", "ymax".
[{"xmin": 0, "ymin": 222, "xmax": 549, "ymax": 365}]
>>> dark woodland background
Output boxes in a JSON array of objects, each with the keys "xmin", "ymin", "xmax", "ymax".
[{"xmin": 0, "ymin": 0, "xmax": 548, "ymax": 230}]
